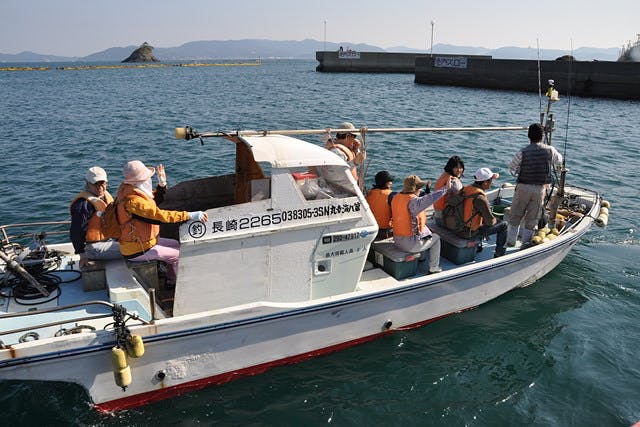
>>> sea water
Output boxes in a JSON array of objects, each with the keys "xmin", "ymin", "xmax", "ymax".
[{"xmin": 0, "ymin": 60, "xmax": 639, "ymax": 426}]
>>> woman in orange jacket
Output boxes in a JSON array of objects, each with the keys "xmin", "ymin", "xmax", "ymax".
[{"xmin": 116, "ymin": 160, "xmax": 207, "ymax": 284}]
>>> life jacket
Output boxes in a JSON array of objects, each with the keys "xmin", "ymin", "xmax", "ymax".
[
  {"xmin": 70, "ymin": 190, "xmax": 114, "ymax": 243},
  {"xmin": 365, "ymin": 188, "xmax": 392, "ymax": 229},
  {"xmin": 391, "ymin": 193, "xmax": 426, "ymax": 237},
  {"xmin": 327, "ymin": 141, "xmax": 358, "ymax": 181},
  {"xmin": 433, "ymin": 172, "xmax": 451, "ymax": 211},
  {"xmin": 461, "ymin": 185, "xmax": 485, "ymax": 232},
  {"xmin": 116, "ymin": 183, "xmax": 190, "ymax": 256},
  {"xmin": 517, "ymin": 143, "xmax": 553, "ymax": 185},
  {"xmin": 116, "ymin": 185, "xmax": 156, "ymax": 256}
]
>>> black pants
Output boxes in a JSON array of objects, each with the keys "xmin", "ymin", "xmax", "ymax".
[{"xmin": 476, "ymin": 221, "xmax": 508, "ymax": 250}]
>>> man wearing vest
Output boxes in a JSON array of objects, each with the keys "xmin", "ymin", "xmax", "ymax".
[
  {"xmin": 326, "ymin": 122, "xmax": 366, "ymax": 183},
  {"xmin": 458, "ymin": 168, "xmax": 508, "ymax": 258},
  {"xmin": 70, "ymin": 166, "xmax": 121, "ymax": 268},
  {"xmin": 391, "ymin": 174, "xmax": 450, "ymax": 274},
  {"xmin": 365, "ymin": 170, "xmax": 396, "ymax": 240},
  {"xmin": 507, "ymin": 123, "xmax": 563, "ymax": 246}
]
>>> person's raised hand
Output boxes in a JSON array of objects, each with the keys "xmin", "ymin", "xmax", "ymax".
[{"xmin": 157, "ymin": 164, "xmax": 167, "ymax": 187}]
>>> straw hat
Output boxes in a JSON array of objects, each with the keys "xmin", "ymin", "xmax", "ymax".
[{"xmin": 402, "ymin": 175, "xmax": 426, "ymax": 193}]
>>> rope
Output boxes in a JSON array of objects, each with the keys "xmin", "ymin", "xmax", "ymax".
[{"xmin": 0, "ymin": 246, "xmax": 80, "ymax": 306}]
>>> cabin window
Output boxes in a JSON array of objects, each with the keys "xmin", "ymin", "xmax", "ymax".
[{"xmin": 290, "ymin": 166, "xmax": 356, "ymax": 200}]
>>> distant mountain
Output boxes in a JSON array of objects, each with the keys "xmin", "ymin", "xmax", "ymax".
[
  {"xmin": 152, "ymin": 39, "xmax": 383, "ymax": 60},
  {"xmin": 390, "ymin": 44, "xmax": 620, "ymax": 61},
  {"xmin": 0, "ymin": 39, "xmax": 621, "ymax": 62},
  {"xmin": 0, "ymin": 50, "xmax": 78, "ymax": 62}
]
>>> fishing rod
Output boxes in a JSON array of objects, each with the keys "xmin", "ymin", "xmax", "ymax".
[
  {"xmin": 537, "ymin": 38, "xmax": 543, "ymax": 123},
  {"xmin": 547, "ymin": 42, "xmax": 574, "ymax": 228},
  {"xmin": 557, "ymin": 42, "xmax": 573, "ymax": 199}
]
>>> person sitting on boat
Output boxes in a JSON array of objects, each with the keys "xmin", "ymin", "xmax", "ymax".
[
  {"xmin": 506, "ymin": 123, "xmax": 563, "ymax": 246},
  {"xmin": 391, "ymin": 174, "xmax": 450, "ymax": 274},
  {"xmin": 115, "ymin": 160, "xmax": 208, "ymax": 285},
  {"xmin": 456, "ymin": 168, "xmax": 508, "ymax": 258},
  {"xmin": 326, "ymin": 122, "xmax": 366, "ymax": 183},
  {"xmin": 70, "ymin": 166, "xmax": 122, "ymax": 268},
  {"xmin": 365, "ymin": 170, "xmax": 396, "ymax": 240},
  {"xmin": 432, "ymin": 155, "xmax": 465, "ymax": 226}
]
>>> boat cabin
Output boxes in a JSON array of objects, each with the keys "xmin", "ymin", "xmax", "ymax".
[{"xmin": 158, "ymin": 134, "xmax": 378, "ymax": 316}]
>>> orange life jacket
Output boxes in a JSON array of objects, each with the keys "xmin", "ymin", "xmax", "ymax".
[
  {"xmin": 461, "ymin": 185, "xmax": 484, "ymax": 232},
  {"xmin": 365, "ymin": 188, "xmax": 392, "ymax": 229},
  {"xmin": 391, "ymin": 193, "xmax": 426, "ymax": 237},
  {"xmin": 115, "ymin": 184, "xmax": 189, "ymax": 256},
  {"xmin": 327, "ymin": 142, "xmax": 358, "ymax": 181},
  {"xmin": 433, "ymin": 172, "xmax": 451, "ymax": 211},
  {"xmin": 70, "ymin": 190, "xmax": 114, "ymax": 243}
]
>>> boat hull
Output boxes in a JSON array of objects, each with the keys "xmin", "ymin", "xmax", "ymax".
[{"xmin": 0, "ymin": 226, "xmax": 583, "ymax": 410}]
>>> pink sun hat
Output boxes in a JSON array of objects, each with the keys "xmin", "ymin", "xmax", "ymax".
[{"xmin": 123, "ymin": 160, "xmax": 155, "ymax": 183}]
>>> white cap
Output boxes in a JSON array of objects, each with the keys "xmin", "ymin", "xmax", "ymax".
[
  {"xmin": 86, "ymin": 166, "xmax": 108, "ymax": 183},
  {"xmin": 473, "ymin": 167, "xmax": 499, "ymax": 182}
]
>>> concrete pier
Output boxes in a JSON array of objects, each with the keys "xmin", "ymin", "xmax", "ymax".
[
  {"xmin": 316, "ymin": 51, "xmax": 419, "ymax": 73},
  {"xmin": 315, "ymin": 51, "xmax": 640, "ymax": 100},
  {"xmin": 415, "ymin": 56, "xmax": 640, "ymax": 100}
]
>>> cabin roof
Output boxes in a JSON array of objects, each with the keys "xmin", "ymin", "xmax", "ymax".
[{"xmin": 242, "ymin": 134, "xmax": 347, "ymax": 168}]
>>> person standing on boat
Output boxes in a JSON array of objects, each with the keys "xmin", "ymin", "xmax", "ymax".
[
  {"xmin": 365, "ymin": 170, "xmax": 396, "ymax": 240},
  {"xmin": 326, "ymin": 122, "xmax": 366, "ymax": 183},
  {"xmin": 507, "ymin": 123, "xmax": 563, "ymax": 246},
  {"xmin": 432, "ymin": 156, "xmax": 465, "ymax": 226},
  {"xmin": 115, "ymin": 160, "xmax": 208, "ymax": 285},
  {"xmin": 457, "ymin": 168, "xmax": 508, "ymax": 258},
  {"xmin": 70, "ymin": 166, "xmax": 122, "ymax": 268},
  {"xmin": 391, "ymin": 175, "xmax": 450, "ymax": 274}
]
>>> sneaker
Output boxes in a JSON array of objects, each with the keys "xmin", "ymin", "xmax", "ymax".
[
  {"xmin": 494, "ymin": 247, "xmax": 506, "ymax": 258},
  {"xmin": 429, "ymin": 266, "xmax": 442, "ymax": 274},
  {"xmin": 506, "ymin": 242, "xmax": 516, "ymax": 247}
]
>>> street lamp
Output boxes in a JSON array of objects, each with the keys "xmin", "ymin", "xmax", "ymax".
[
  {"xmin": 430, "ymin": 20, "xmax": 435, "ymax": 56},
  {"xmin": 324, "ymin": 20, "xmax": 327, "ymax": 51}
]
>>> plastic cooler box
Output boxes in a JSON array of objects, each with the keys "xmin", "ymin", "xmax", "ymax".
[{"xmin": 371, "ymin": 239, "xmax": 420, "ymax": 280}]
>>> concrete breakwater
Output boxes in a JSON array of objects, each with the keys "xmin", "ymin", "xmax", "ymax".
[
  {"xmin": 415, "ymin": 56, "xmax": 640, "ymax": 100},
  {"xmin": 316, "ymin": 51, "xmax": 640, "ymax": 100},
  {"xmin": 316, "ymin": 51, "xmax": 490, "ymax": 73}
]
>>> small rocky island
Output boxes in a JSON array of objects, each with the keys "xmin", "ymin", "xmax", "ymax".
[{"xmin": 122, "ymin": 42, "xmax": 159, "ymax": 63}]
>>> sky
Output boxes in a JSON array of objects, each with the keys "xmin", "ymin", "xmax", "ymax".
[{"xmin": 2, "ymin": 0, "xmax": 638, "ymax": 57}]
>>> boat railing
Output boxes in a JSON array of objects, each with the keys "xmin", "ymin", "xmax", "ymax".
[{"xmin": 1, "ymin": 220, "xmax": 71, "ymax": 247}]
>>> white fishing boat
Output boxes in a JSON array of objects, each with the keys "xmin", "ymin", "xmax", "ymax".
[{"xmin": 0, "ymin": 113, "xmax": 609, "ymax": 411}]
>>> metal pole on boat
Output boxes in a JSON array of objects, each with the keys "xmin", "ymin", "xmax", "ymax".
[
  {"xmin": 175, "ymin": 125, "xmax": 527, "ymax": 140},
  {"xmin": 357, "ymin": 128, "xmax": 367, "ymax": 192}
]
